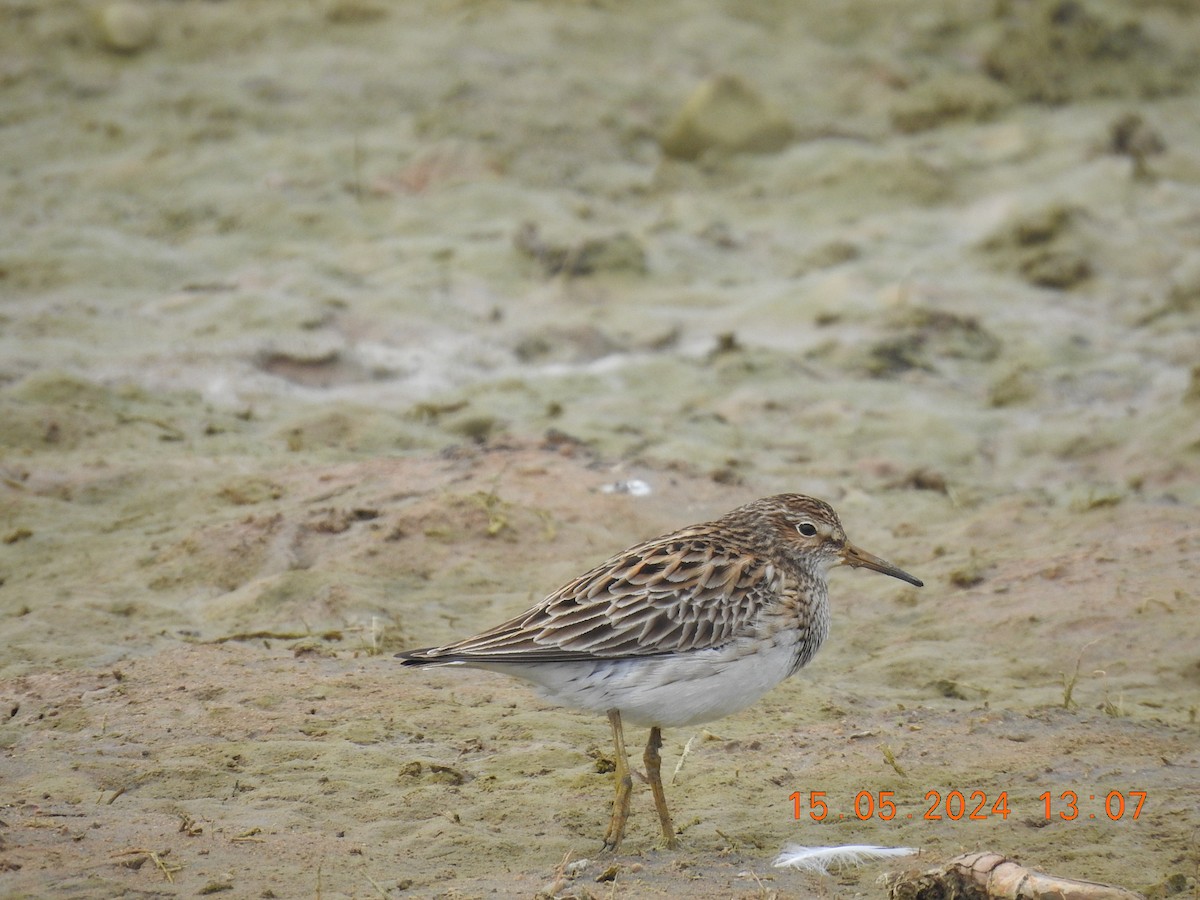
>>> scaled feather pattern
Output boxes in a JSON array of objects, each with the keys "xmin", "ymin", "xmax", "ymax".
[{"xmin": 402, "ymin": 496, "xmax": 839, "ymax": 664}]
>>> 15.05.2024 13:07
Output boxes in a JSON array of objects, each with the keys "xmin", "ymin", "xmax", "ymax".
[{"xmin": 789, "ymin": 789, "xmax": 1147, "ymax": 822}]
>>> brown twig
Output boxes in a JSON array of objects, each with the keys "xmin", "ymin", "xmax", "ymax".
[
  {"xmin": 112, "ymin": 848, "xmax": 182, "ymax": 883},
  {"xmin": 886, "ymin": 850, "xmax": 1143, "ymax": 900}
]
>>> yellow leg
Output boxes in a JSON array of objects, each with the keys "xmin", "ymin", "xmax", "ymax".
[
  {"xmin": 644, "ymin": 726, "xmax": 678, "ymax": 849},
  {"xmin": 602, "ymin": 709, "xmax": 633, "ymax": 851}
]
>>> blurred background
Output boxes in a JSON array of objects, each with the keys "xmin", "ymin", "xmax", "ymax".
[{"xmin": 1, "ymin": 1, "xmax": 1197, "ymax": 896}]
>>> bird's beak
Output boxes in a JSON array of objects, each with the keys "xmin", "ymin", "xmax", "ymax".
[{"xmin": 841, "ymin": 541, "xmax": 924, "ymax": 587}]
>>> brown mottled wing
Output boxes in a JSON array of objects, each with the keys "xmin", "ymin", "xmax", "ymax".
[{"xmin": 401, "ymin": 529, "xmax": 778, "ymax": 664}]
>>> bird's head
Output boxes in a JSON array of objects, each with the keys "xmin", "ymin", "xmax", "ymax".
[{"xmin": 750, "ymin": 493, "xmax": 924, "ymax": 587}]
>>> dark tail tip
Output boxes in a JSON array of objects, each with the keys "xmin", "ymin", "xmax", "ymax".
[{"xmin": 395, "ymin": 649, "xmax": 434, "ymax": 666}]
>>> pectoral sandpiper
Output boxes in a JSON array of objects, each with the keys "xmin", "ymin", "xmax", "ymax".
[{"xmin": 398, "ymin": 493, "xmax": 923, "ymax": 850}]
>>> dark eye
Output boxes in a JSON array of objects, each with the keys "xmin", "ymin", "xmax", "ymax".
[{"xmin": 796, "ymin": 522, "xmax": 817, "ymax": 537}]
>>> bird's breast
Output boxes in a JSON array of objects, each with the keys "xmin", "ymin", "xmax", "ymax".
[{"xmin": 759, "ymin": 575, "xmax": 830, "ymax": 677}]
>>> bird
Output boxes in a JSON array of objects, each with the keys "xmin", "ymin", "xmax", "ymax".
[{"xmin": 397, "ymin": 493, "xmax": 923, "ymax": 851}]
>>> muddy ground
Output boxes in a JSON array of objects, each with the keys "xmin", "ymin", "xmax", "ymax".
[{"xmin": 1, "ymin": 1, "xmax": 1199, "ymax": 897}]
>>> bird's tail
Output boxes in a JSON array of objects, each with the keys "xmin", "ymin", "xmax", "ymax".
[{"xmin": 395, "ymin": 648, "xmax": 455, "ymax": 667}]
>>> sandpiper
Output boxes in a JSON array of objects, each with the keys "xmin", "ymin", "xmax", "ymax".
[{"xmin": 398, "ymin": 493, "xmax": 923, "ymax": 850}]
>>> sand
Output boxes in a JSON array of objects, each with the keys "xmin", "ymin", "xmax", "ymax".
[{"xmin": 1, "ymin": 0, "xmax": 1198, "ymax": 897}]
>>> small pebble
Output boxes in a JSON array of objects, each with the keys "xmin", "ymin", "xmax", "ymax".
[
  {"xmin": 96, "ymin": 2, "xmax": 157, "ymax": 54},
  {"xmin": 660, "ymin": 74, "xmax": 793, "ymax": 161}
]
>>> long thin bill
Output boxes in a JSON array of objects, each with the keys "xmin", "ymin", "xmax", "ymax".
[{"xmin": 841, "ymin": 542, "xmax": 924, "ymax": 587}]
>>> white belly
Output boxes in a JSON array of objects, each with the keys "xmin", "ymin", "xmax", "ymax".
[{"xmin": 470, "ymin": 637, "xmax": 802, "ymax": 728}]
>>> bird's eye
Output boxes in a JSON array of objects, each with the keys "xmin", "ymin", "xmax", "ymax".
[{"xmin": 796, "ymin": 522, "xmax": 817, "ymax": 537}]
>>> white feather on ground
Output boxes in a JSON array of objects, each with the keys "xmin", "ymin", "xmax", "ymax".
[{"xmin": 773, "ymin": 844, "xmax": 919, "ymax": 875}]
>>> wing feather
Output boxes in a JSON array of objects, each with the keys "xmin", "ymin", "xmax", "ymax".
[{"xmin": 408, "ymin": 529, "xmax": 782, "ymax": 664}]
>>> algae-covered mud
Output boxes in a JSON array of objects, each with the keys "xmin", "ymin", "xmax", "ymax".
[{"xmin": 1, "ymin": 1, "xmax": 1198, "ymax": 897}]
